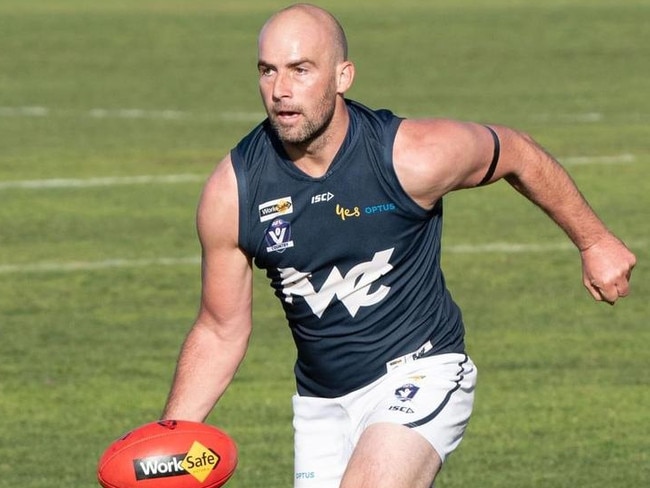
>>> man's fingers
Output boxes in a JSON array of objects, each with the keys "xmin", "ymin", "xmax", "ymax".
[
  {"xmin": 587, "ymin": 277, "xmax": 631, "ymax": 305},
  {"xmin": 579, "ymin": 234, "xmax": 636, "ymax": 305},
  {"xmin": 587, "ymin": 280, "xmax": 615, "ymax": 305},
  {"xmin": 616, "ymin": 280, "xmax": 630, "ymax": 298}
]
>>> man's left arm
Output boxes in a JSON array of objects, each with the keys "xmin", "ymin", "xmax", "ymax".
[
  {"xmin": 393, "ymin": 119, "xmax": 636, "ymax": 304},
  {"xmin": 482, "ymin": 125, "xmax": 636, "ymax": 304}
]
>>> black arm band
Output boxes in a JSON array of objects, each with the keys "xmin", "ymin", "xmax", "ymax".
[{"xmin": 477, "ymin": 125, "xmax": 500, "ymax": 186}]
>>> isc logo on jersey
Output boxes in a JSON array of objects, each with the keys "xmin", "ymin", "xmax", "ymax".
[{"xmin": 311, "ymin": 192, "xmax": 334, "ymax": 204}]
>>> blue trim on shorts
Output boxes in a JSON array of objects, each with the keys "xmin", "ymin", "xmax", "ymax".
[{"xmin": 402, "ymin": 354, "xmax": 469, "ymax": 428}]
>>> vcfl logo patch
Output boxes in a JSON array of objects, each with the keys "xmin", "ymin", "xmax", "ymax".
[
  {"xmin": 395, "ymin": 383, "xmax": 420, "ymax": 402},
  {"xmin": 265, "ymin": 218, "xmax": 295, "ymax": 253},
  {"xmin": 278, "ymin": 248, "xmax": 394, "ymax": 318}
]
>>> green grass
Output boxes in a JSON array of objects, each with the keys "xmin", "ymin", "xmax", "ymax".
[{"xmin": 0, "ymin": 0, "xmax": 648, "ymax": 487}]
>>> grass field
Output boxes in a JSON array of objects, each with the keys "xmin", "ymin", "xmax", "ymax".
[{"xmin": 0, "ymin": 0, "xmax": 648, "ymax": 487}]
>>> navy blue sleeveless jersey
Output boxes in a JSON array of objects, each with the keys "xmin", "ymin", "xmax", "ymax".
[{"xmin": 231, "ymin": 99, "xmax": 465, "ymax": 398}]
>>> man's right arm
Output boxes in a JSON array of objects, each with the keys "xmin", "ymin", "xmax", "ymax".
[{"xmin": 162, "ymin": 155, "xmax": 253, "ymax": 421}]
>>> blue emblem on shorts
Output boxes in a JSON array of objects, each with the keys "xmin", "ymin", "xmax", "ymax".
[
  {"xmin": 265, "ymin": 218, "xmax": 294, "ymax": 253},
  {"xmin": 395, "ymin": 383, "xmax": 419, "ymax": 402}
]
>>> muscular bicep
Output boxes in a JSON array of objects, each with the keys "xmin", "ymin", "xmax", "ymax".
[
  {"xmin": 196, "ymin": 156, "xmax": 253, "ymax": 337},
  {"xmin": 393, "ymin": 119, "xmax": 507, "ymax": 208}
]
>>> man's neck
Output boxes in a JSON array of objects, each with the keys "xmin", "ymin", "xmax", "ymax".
[{"xmin": 284, "ymin": 100, "xmax": 350, "ymax": 178}]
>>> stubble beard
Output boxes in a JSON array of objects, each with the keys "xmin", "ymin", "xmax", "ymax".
[{"xmin": 269, "ymin": 88, "xmax": 337, "ymax": 148}]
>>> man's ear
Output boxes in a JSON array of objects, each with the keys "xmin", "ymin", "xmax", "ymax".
[{"xmin": 337, "ymin": 61, "xmax": 355, "ymax": 94}]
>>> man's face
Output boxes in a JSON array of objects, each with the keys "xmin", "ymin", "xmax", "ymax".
[{"xmin": 257, "ymin": 20, "xmax": 339, "ymax": 146}]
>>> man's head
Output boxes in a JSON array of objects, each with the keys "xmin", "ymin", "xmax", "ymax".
[{"xmin": 257, "ymin": 4, "xmax": 354, "ymax": 147}]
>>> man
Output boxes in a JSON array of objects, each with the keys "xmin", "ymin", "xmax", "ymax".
[{"xmin": 162, "ymin": 4, "xmax": 636, "ymax": 488}]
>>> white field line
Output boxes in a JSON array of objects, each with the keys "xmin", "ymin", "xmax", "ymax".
[
  {"xmin": 0, "ymin": 106, "xmax": 265, "ymax": 122},
  {"xmin": 532, "ymin": 112, "xmax": 605, "ymax": 123},
  {"xmin": 2, "ymin": 106, "xmax": 648, "ymax": 124},
  {"xmin": 0, "ymin": 153, "xmax": 637, "ymax": 191},
  {"xmin": 0, "ymin": 174, "xmax": 205, "ymax": 190},
  {"xmin": 0, "ymin": 257, "xmax": 201, "ymax": 274},
  {"xmin": 444, "ymin": 241, "xmax": 574, "ymax": 254},
  {"xmin": 1, "ymin": 240, "xmax": 646, "ymax": 275},
  {"xmin": 563, "ymin": 154, "xmax": 636, "ymax": 166},
  {"xmin": 3, "ymin": 238, "xmax": 646, "ymax": 275}
]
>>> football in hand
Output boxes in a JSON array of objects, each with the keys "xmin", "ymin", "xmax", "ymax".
[{"xmin": 97, "ymin": 420, "xmax": 238, "ymax": 488}]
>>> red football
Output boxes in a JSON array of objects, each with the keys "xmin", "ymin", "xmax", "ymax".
[{"xmin": 97, "ymin": 420, "xmax": 238, "ymax": 488}]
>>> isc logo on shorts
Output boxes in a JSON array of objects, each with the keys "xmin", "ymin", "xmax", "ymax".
[{"xmin": 388, "ymin": 405, "xmax": 415, "ymax": 413}]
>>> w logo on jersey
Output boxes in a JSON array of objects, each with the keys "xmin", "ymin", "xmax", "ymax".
[{"xmin": 278, "ymin": 249, "xmax": 394, "ymax": 318}]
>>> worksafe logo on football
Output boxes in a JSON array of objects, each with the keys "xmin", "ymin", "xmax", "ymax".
[{"xmin": 133, "ymin": 440, "xmax": 219, "ymax": 482}]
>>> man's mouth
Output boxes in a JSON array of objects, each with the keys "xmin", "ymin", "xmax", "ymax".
[{"xmin": 274, "ymin": 107, "xmax": 302, "ymax": 122}]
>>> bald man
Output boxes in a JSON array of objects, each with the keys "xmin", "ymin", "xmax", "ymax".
[{"xmin": 161, "ymin": 4, "xmax": 636, "ymax": 487}]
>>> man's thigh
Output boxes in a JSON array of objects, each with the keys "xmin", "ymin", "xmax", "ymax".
[{"xmin": 340, "ymin": 422, "xmax": 441, "ymax": 488}]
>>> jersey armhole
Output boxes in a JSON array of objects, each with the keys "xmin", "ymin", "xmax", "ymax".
[
  {"xmin": 380, "ymin": 117, "xmax": 437, "ymax": 218},
  {"xmin": 230, "ymin": 148, "xmax": 251, "ymax": 253}
]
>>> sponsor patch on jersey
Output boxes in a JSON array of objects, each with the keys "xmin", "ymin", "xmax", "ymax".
[
  {"xmin": 364, "ymin": 202, "xmax": 397, "ymax": 215},
  {"xmin": 259, "ymin": 196, "xmax": 293, "ymax": 222},
  {"xmin": 335, "ymin": 203, "xmax": 361, "ymax": 220},
  {"xmin": 265, "ymin": 218, "xmax": 294, "ymax": 253}
]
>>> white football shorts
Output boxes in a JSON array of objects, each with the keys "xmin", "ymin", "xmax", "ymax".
[{"xmin": 292, "ymin": 353, "xmax": 477, "ymax": 488}]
